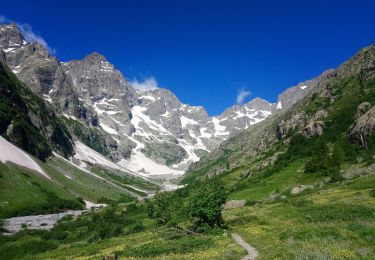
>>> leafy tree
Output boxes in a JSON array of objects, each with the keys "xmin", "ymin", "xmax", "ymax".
[
  {"xmin": 147, "ymin": 192, "xmax": 175, "ymax": 224},
  {"xmin": 188, "ymin": 179, "xmax": 227, "ymax": 228},
  {"xmin": 147, "ymin": 179, "xmax": 227, "ymax": 233}
]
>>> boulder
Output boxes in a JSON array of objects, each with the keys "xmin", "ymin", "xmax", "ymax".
[
  {"xmin": 224, "ymin": 200, "xmax": 246, "ymax": 210},
  {"xmin": 356, "ymin": 102, "xmax": 372, "ymax": 118},
  {"xmin": 347, "ymin": 105, "xmax": 375, "ymax": 148},
  {"xmin": 304, "ymin": 121, "xmax": 325, "ymax": 137},
  {"xmin": 290, "ymin": 185, "xmax": 314, "ymax": 195}
]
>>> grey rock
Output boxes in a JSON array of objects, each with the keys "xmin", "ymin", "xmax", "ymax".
[
  {"xmin": 347, "ymin": 105, "xmax": 375, "ymax": 148},
  {"xmin": 356, "ymin": 102, "xmax": 372, "ymax": 118},
  {"xmin": 277, "ymin": 69, "xmax": 335, "ymax": 110},
  {"xmin": 304, "ymin": 121, "xmax": 325, "ymax": 137},
  {"xmin": 0, "ymin": 23, "xmax": 97, "ymax": 125},
  {"xmin": 290, "ymin": 185, "xmax": 314, "ymax": 195},
  {"xmin": 224, "ymin": 200, "xmax": 246, "ymax": 210}
]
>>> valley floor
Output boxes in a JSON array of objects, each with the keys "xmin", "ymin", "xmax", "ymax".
[{"xmin": 1, "ymin": 160, "xmax": 374, "ymax": 259}]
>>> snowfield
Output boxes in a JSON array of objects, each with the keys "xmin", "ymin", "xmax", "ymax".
[{"xmin": 0, "ymin": 136, "xmax": 51, "ymax": 180}]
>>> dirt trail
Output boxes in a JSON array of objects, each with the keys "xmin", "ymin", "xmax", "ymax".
[{"xmin": 232, "ymin": 233, "xmax": 259, "ymax": 260}]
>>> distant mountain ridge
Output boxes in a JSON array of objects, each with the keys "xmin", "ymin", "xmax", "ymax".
[{"xmin": 0, "ymin": 23, "xmax": 327, "ymax": 181}]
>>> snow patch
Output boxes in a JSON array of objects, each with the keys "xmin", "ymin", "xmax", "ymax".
[
  {"xmin": 277, "ymin": 101, "xmax": 282, "ymax": 110},
  {"xmin": 118, "ymin": 151, "xmax": 184, "ymax": 177},
  {"xmin": 180, "ymin": 116, "xmax": 198, "ymax": 128},
  {"xmin": 100, "ymin": 123, "xmax": 118, "ymax": 135},
  {"xmin": 0, "ymin": 136, "xmax": 51, "ymax": 180},
  {"xmin": 212, "ymin": 117, "xmax": 229, "ymax": 136}
]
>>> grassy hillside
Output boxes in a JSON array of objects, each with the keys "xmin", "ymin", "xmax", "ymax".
[
  {"xmin": 224, "ymin": 168, "xmax": 375, "ymax": 259},
  {"xmin": 0, "ymin": 153, "xmax": 161, "ymax": 218}
]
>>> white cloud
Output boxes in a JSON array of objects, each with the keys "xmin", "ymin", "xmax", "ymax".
[
  {"xmin": 0, "ymin": 15, "xmax": 55, "ymax": 54},
  {"xmin": 130, "ymin": 77, "xmax": 159, "ymax": 92},
  {"xmin": 236, "ymin": 88, "xmax": 251, "ymax": 104}
]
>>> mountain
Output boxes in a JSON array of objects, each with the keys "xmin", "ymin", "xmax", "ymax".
[
  {"xmin": 0, "ymin": 23, "xmax": 325, "ymax": 184},
  {"xmin": 0, "ymin": 24, "xmax": 97, "ymax": 125},
  {"xmin": 183, "ymin": 43, "xmax": 375, "ymax": 183},
  {"xmin": 60, "ymin": 50, "xmax": 285, "ymax": 179}
]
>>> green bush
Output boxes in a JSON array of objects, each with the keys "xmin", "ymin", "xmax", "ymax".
[
  {"xmin": 290, "ymin": 198, "xmax": 313, "ymax": 208},
  {"xmin": 302, "ymin": 203, "xmax": 375, "ymax": 222},
  {"xmin": 122, "ymin": 236, "xmax": 214, "ymax": 258},
  {"xmin": 0, "ymin": 240, "xmax": 57, "ymax": 259}
]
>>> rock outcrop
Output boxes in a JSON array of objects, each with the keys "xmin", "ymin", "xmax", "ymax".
[
  {"xmin": 347, "ymin": 105, "xmax": 375, "ymax": 148},
  {"xmin": 0, "ymin": 23, "xmax": 97, "ymax": 125},
  {"xmin": 304, "ymin": 121, "xmax": 325, "ymax": 137}
]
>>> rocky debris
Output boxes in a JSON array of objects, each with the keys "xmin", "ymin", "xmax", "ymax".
[
  {"xmin": 342, "ymin": 162, "xmax": 375, "ymax": 179},
  {"xmin": 224, "ymin": 200, "xmax": 247, "ymax": 210},
  {"xmin": 347, "ymin": 105, "xmax": 375, "ymax": 148},
  {"xmin": 3, "ymin": 210, "xmax": 85, "ymax": 235},
  {"xmin": 290, "ymin": 185, "xmax": 314, "ymax": 195},
  {"xmin": 304, "ymin": 121, "xmax": 325, "ymax": 137}
]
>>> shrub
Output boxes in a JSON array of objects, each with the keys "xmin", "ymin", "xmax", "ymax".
[
  {"xmin": 122, "ymin": 236, "xmax": 214, "ymax": 258},
  {"xmin": 290, "ymin": 198, "xmax": 313, "ymax": 208}
]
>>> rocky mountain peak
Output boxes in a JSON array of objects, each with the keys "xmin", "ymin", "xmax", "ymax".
[
  {"xmin": 0, "ymin": 23, "xmax": 25, "ymax": 49},
  {"xmin": 84, "ymin": 51, "xmax": 108, "ymax": 64},
  {"xmin": 245, "ymin": 97, "xmax": 275, "ymax": 111}
]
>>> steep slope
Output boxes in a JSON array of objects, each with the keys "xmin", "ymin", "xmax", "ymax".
[
  {"xmin": 0, "ymin": 23, "xmax": 97, "ymax": 125},
  {"xmin": 0, "ymin": 56, "xmax": 73, "ymax": 160},
  {"xmin": 184, "ymin": 43, "xmax": 375, "ymax": 183}
]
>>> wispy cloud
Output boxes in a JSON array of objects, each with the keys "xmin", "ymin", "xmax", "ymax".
[
  {"xmin": 0, "ymin": 15, "xmax": 7, "ymax": 23},
  {"xmin": 236, "ymin": 88, "xmax": 251, "ymax": 104},
  {"xmin": 0, "ymin": 15, "xmax": 55, "ymax": 54},
  {"xmin": 130, "ymin": 77, "xmax": 159, "ymax": 92}
]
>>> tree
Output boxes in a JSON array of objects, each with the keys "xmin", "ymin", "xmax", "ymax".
[
  {"xmin": 188, "ymin": 179, "xmax": 227, "ymax": 228},
  {"xmin": 304, "ymin": 137, "xmax": 330, "ymax": 173},
  {"xmin": 146, "ymin": 192, "xmax": 174, "ymax": 224},
  {"xmin": 332, "ymin": 141, "xmax": 345, "ymax": 168}
]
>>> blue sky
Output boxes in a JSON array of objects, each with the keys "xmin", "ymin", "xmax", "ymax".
[{"xmin": 1, "ymin": 0, "xmax": 375, "ymax": 115}]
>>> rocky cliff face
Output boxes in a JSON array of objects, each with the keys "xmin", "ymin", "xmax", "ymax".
[
  {"xmin": 277, "ymin": 69, "xmax": 335, "ymax": 110},
  {"xmin": 0, "ymin": 24, "xmax": 97, "ymax": 125}
]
